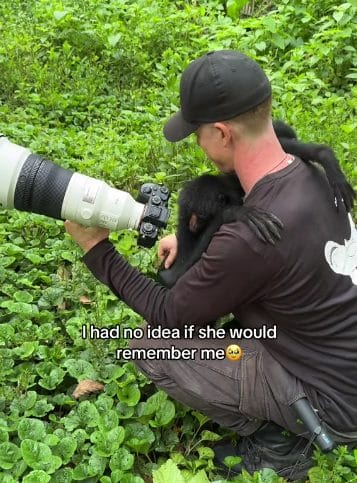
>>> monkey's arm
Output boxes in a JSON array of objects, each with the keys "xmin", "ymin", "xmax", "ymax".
[
  {"xmin": 158, "ymin": 217, "xmax": 223, "ymax": 288},
  {"xmin": 158, "ymin": 207, "xmax": 283, "ymax": 288},
  {"xmin": 222, "ymin": 206, "xmax": 284, "ymax": 245},
  {"xmin": 279, "ymin": 137, "xmax": 355, "ymax": 212}
]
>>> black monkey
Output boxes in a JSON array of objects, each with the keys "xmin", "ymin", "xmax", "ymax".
[
  {"xmin": 274, "ymin": 120, "xmax": 355, "ymax": 213},
  {"xmin": 158, "ymin": 173, "xmax": 282, "ymax": 288},
  {"xmin": 158, "ymin": 121, "xmax": 355, "ymax": 288}
]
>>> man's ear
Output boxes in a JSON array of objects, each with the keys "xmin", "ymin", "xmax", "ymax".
[{"xmin": 213, "ymin": 122, "xmax": 233, "ymax": 147}]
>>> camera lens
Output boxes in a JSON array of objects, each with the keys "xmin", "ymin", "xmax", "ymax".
[{"xmin": 0, "ymin": 137, "xmax": 145, "ymax": 231}]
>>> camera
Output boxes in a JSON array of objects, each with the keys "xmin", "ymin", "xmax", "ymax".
[
  {"xmin": 0, "ymin": 136, "xmax": 170, "ymax": 247},
  {"xmin": 137, "ymin": 183, "xmax": 170, "ymax": 247}
]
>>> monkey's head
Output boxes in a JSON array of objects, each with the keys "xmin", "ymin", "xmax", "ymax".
[{"xmin": 178, "ymin": 174, "xmax": 244, "ymax": 234}]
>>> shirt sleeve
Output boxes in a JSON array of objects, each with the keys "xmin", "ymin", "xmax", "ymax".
[{"xmin": 82, "ymin": 224, "xmax": 273, "ymax": 328}]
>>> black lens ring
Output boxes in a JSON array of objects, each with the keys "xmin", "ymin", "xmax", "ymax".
[
  {"xmin": 14, "ymin": 154, "xmax": 44, "ymax": 212},
  {"xmin": 14, "ymin": 154, "xmax": 73, "ymax": 219}
]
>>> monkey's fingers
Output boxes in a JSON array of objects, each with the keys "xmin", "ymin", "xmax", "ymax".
[
  {"xmin": 247, "ymin": 218, "xmax": 271, "ymax": 244},
  {"xmin": 332, "ymin": 182, "xmax": 355, "ymax": 213},
  {"xmin": 246, "ymin": 211, "xmax": 283, "ymax": 245},
  {"xmin": 262, "ymin": 212, "xmax": 284, "ymax": 229},
  {"xmin": 247, "ymin": 216, "xmax": 276, "ymax": 244}
]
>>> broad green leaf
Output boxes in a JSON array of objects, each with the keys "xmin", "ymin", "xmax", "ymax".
[
  {"xmin": 100, "ymin": 364, "xmax": 126, "ymax": 383},
  {"xmin": 0, "ymin": 428, "xmax": 9, "ymax": 443},
  {"xmin": 116, "ymin": 401, "xmax": 135, "ymax": 419},
  {"xmin": 11, "ymin": 391, "xmax": 37, "ymax": 414},
  {"xmin": 0, "ymin": 474, "xmax": 16, "ymax": 482},
  {"xmin": 0, "ymin": 256, "xmax": 16, "ymax": 267},
  {"xmin": 150, "ymin": 399, "xmax": 175, "ymax": 427},
  {"xmin": 25, "ymin": 253, "xmax": 43, "ymax": 264},
  {"xmin": 153, "ymin": 459, "xmax": 184, "ymax": 483},
  {"xmin": 52, "ymin": 436, "xmax": 77, "ymax": 463},
  {"xmin": 200, "ymin": 430, "xmax": 222, "ymax": 442},
  {"xmin": 63, "ymin": 401, "xmax": 100, "ymax": 431},
  {"xmin": 28, "ymin": 399, "xmax": 54, "ymax": 417},
  {"xmin": 110, "ymin": 447, "xmax": 134, "ymax": 471},
  {"xmin": 64, "ymin": 359, "xmax": 97, "ymax": 380},
  {"xmin": 18, "ymin": 418, "xmax": 46, "ymax": 441},
  {"xmin": 22, "ymin": 470, "xmax": 50, "ymax": 483},
  {"xmin": 14, "ymin": 291, "xmax": 33, "ymax": 303},
  {"xmin": 108, "ymin": 33, "xmax": 121, "ymax": 47},
  {"xmin": 77, "ymin": 401, "xmax": 100, "ymax": 426},
  {"xmin": 117, "ymin": 383, "xmax": 140, "ymax": 406},
  {"xmin": 0, "ymin": 442, "xmax": 21, "ymax": 469},
  {"xmin": 98, "ymin": 410, "xmax": 119, "ymax": 431},
  {"xmin": 44, "ymin": 434, "xmax": 59, "ymax": 446},
  {"xmin": 308, "ymin": 466, "xmax": 330, "ymax": 483},
  {"xmin": 90, "ymin": 426, "xmax": 125, "ymax": 456},
  {"xmin": 187, "ymin": 470, "xmax": 211, "ymax": 483},
  {"xmin": 111, "ymin": 470, "xmax": 126, "ymax": 483},
  {"xmin": 333, "ymin": 10, "xmax": 345, "ymax": 22},
  {"xmin": 226, "ymin": 0, "xmax": 248, "ymax": 19},
  {"xmin": 0, "ymin": 324, "xmax": 15, "ymax": 343},
  {"xmin": 192, "ymin": 411, "xmax": 210, "ymax": 427},
  {"xmin": 51, "ymin": 467, "xmax": 73, "ymax": 483},
  {"xmin": 10, "ymin": 458, "xmax": 27, "ymax": 479},
  {"xmin": 197, "ymin": 446, "xmax": 215, "ymax": 459},
  {"xmin": 72, "ymin": 463, "xmax": 95, "ymax": 480},
  {"xmin": 256, "ymin": 41, "xmax": 267, "ymax": 51},
  {"xmin": 1, "ymin": 301, "xmax": 36, "ymax": 315},
  {"xmin": 13, "ymin": 341, "xmax": 38, "ymax": 358},
  {"xmin": 120, "ymin": 475, "xmax": 145, "ymax": 483},
  {"xmin": 88, "ymin": 453, "xmax": 107, "ymax": 476},
  {"xmin": 95, "ymin": 394, "xmax": 114, "ymax": 413},
  {"xmin": 223, "ymin": 455, "xmax": 242, "ymax": 468},
  {"xmin": 61, "ymin": 251, "xmax": 76, "ymax": 262},
  {"xmin": 20, "ymin": 439, "xmax": 52, "ymax": 469},
  {"xmin": 72, "ymin": 429, "xmax": 89, "ymax": 447},
  {"xmin": 53, "ymin": 10, "xmax": 69, "ymax": 21},
  {"xmin": 38, "ymin": 366, "xmax": 65, "ymax": 390},
  {"xmin": 142, "ymin": 390, "xmax": 167, "ymax": 416},
  {"xmin": 125, "ymin": 423, "xmax": 155, "ymax": 454}
]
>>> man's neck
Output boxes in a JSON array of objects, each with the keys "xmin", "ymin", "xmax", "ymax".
[{"xmin": 234, "ymin": 127, "xmax": 291, "ymax": 194}]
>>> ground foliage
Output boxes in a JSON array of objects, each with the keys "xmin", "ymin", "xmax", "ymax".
[{"xmin": 0, "ymin": 0, "xmax": 356, "ymax": 482}]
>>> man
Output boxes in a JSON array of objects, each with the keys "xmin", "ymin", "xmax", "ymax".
[{"xmin": 65, "ymin": 50, "xmax": 357, "ymax": 480}]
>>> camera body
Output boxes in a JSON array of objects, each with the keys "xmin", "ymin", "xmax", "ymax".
[
  {"xmin": 137, "ymin": 183, "xmax": 170, "ymax": 247},
  {"xmin": 0, "ymin": 136, "xmax": 170, "ymax": 247}
]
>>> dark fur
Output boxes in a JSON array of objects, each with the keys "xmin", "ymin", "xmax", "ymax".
[{"xmin": 158, "ymin": 120, "xmax": 355, "ymax": 288}]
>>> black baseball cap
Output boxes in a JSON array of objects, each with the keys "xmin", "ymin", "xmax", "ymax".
[{"xmin": 163, "ymin": 50, "xmax": 272, "ymax": 142}]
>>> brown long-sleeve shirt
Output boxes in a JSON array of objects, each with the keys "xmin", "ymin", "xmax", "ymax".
[{"xmin": 83, "ymin": 158, "xmax": 357, "ymax": 432}]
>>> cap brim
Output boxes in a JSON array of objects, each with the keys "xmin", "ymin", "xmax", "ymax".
[{"xmin": 163, "ymin": 110, "xmax": 200, "ymax": 142}]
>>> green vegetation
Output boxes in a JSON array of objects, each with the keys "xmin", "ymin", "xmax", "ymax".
[{"xmin": 0, "ymin": 1, "xmax": 356, "ymax": 481}]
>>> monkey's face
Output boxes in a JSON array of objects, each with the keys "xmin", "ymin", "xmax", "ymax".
[
  {"xmin": 185, "ymin": 195, "xmax": 228, "ymax": 234},
  {"xmin": 179, "ymin": 174, "xmax": 239, "ymax": 235}
]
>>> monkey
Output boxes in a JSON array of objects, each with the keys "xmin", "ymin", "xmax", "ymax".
[
  {"xmin": 274, "ymin": 120, "xmax": 355, "ymax": 213},
  {"xmin": 158, "ymin": 120, "xmax": 355, "ymax": 288},
  {"xmin": 158, "ymin": 173, "xmax": 282, "ymax": 288}
]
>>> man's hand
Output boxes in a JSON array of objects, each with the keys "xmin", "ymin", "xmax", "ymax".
[
  {"xmin": 158, "ymin": 234, "xmax": 178, "ymax": 269},
  {"xmin": 64, "ymin": 220, "xmax": 109, "ymax": 254}
]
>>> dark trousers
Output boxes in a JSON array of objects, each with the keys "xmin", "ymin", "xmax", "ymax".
[{"xmin": 129, "ymin": 325, "xmax": 308, "ymax": 437}]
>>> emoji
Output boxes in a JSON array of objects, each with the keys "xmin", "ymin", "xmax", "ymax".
[{"xmin": 226, "ymin": 344, "xmax": 243, "ymax": 361}]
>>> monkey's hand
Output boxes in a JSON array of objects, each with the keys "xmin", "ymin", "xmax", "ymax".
[
  {"xmin": 224, "ymin": 207, "xmax": 284, "ymax": 245},
  {"xmin": 327, "ymin": 172, "xmax": 355, "ymax": 213}
]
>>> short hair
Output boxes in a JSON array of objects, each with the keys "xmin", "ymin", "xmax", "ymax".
[{"xmin": 227, "ymin": 95, "xmax": 272, "ymax": 137}]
